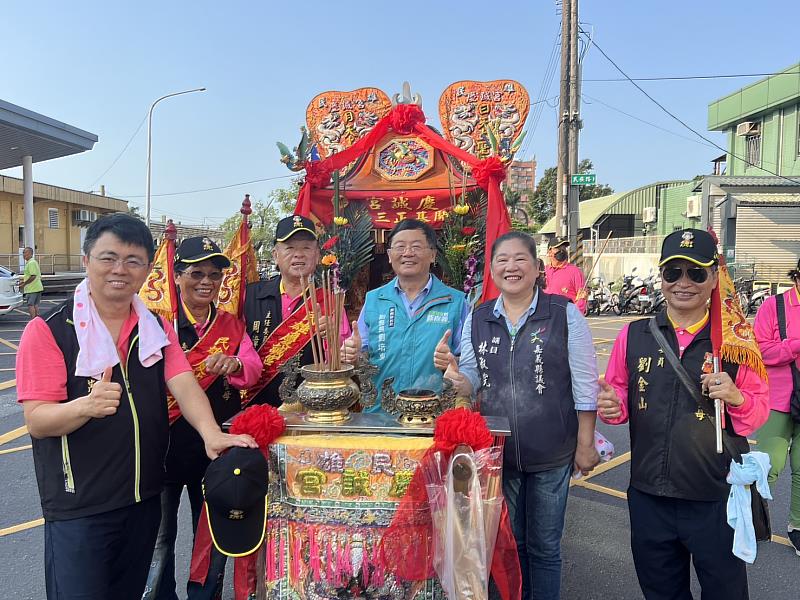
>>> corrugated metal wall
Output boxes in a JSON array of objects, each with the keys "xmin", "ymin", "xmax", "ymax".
[{"xmin": 735, "ymin": 204, "xmax": 800, "ymax": 280}]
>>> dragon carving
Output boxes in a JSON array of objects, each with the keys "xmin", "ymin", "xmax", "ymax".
[
  {"xmin": 448, "ymin": 103, "xmax": 479, "ymax": 152},
  {"xmin": 494, "ymin": 103, "xmax": 521, "ymax": 139},
  {"xmin": 316, "ymin": 111, "xmax": 346, "ymax": 155}
]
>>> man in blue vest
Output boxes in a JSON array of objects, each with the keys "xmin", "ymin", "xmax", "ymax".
[{"xmin": 341, "ymin": 219, "xmax": 469, "ymax": 411}]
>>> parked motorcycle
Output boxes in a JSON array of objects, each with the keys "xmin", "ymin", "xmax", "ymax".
[
  {"xmin": 611, "ymin": 268, "xmax": 651, "ymax": 315},
  {"xmin": 586, "ymin": 276, "xmax": 613, "ymax": 315}
]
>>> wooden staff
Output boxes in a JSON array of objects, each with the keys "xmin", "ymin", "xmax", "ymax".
[{"xmin": 583, "ymin": 231, "xmax": 614, "ymax": 281}]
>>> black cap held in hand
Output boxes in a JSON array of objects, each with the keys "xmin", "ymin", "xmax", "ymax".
[{"xmin": 202, "ymin": 447, "xmax": 269, "ymax": 557}]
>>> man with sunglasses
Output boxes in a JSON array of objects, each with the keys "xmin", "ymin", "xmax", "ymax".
[
  {"xmin": 597, "ymin": 228, "xmax": 769, "ymax": 600},
  {"xmin": 144, "ymin": 236, "xmax": 263, "ymax": 600}
]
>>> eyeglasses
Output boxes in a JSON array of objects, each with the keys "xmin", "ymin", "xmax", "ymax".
[
  {"xmin": 90, "ymin": 254, "xmax": 148, "ymax": 270},
  {"xmin": 389, "ymin": 244, "xmax": 432, "ymax": 255},
  {"xmin": 661, "ymin": 265, "xmax": 710, "ymax": 284},
  {"xmin": 182, "ymin": 270, "xmax": 224, "ymax": 282}
]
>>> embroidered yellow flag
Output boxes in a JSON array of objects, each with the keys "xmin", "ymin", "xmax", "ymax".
[
  {"xmin": 709, "ymin": 230, "xmax": 767, "ymax": 381},
  {"xmin": 218, "ymin": 197, "xmax": 259, "ymax": 319},
  {"xmin": 138, "ymin": 221, "xmax": 178, "ymax": 322}
]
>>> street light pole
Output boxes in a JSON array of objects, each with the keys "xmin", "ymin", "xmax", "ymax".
[{"xmin": 145, "ymin": 87, "xmax": 206, "ymax": 228}]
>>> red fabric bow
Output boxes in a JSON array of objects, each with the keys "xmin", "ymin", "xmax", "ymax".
[
  {"xmin": 303, "ymin": 160, "xmax": 332, "ymax": 188},
  {"xmin": 472, "ymin": 156, "xmax": 506, "ymax": 189},
  {"xmin": 389, "ymin": 104, "xmax": 426, "ymax": 135}
]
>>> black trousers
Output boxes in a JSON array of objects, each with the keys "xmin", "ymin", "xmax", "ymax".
[
  {"xmin": 628, "ymin": 486, "xmax": 748, "ymax": 600},
  {"xmin": 44, "ymin": 495, "xmax": 161, "ymax": 600}
]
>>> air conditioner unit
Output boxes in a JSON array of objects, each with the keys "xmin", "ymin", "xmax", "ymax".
[
  {"xmin": 642, "ymin": 207, "xmax": 657, "ymax": 223},
  {"xmin": 686, "ymin": 196, "xmax": 702, "ymax": 218},
  {"xmin": 88, "ymin": 211, "xmax": 98, "ymax": 222},
  {"xmin": 72, "ymin": 209, "xmax": 91, "ymax": 224},
  {"xmin": 736, "ymin": 121, "xmax": 760, "ymax": 137}
]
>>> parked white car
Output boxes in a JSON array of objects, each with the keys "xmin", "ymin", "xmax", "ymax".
[{"xmin": 0, "ymin": 266, "xmax": 24, "ymax": 316}]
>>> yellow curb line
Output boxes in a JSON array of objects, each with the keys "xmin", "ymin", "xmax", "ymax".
[
  {"xmin": 0, "ymin": 425, "xmax": 28, "ymax": 446},
  {"xmin": 0, "ymin": 337, "xmax": 19, "ymax": 350},
  {"xmin": 0, "ymin": 518, "xmax": 44, "ymax": 537},
  {"xmin": 0, "ymin": 444, "xmax": 31, "ymax": 455}
]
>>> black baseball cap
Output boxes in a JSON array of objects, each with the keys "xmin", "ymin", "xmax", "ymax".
[
  {"xmin": 202, "ymin": 447, "xmax": 269, "ymax": 557},
  {"xmin": 658, "ymin": 228, "xmax": 718, "ymax": 267},
  {"xmin": 549, "ymin": 237, "xmax": 569, "ymax": 249},
  {"xmin": 275, "ymin": 215, "xmax": 317, "ymax": 243},
  {"xmin": 175, "ymin": 236, "xmax": 231, "ymax": 270}
]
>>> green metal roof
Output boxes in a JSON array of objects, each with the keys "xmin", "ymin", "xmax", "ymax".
[
  {"xmin": 707, "ymin": 63, "xmax": 800, "ymax": 131},
  {"xmin": 538, "ymin": 193, "xmax": 622, "ymax": 234},
  {"xmin": 732, "ymin": 192, "xmax": 800, "ymax": 206}
]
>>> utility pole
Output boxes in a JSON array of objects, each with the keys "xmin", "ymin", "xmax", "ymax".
[
  {"xmin": 555, "ymin": 0, "xmax": 571, "ymax": 239},
  {"xmin": 567, "ymin": 0, "xmax": 582, "ymax": 258}
]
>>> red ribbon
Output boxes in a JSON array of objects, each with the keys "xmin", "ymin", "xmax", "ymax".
[{"xmin": 472, "ymin": 156, "xmax": 507, "ymax": 189}]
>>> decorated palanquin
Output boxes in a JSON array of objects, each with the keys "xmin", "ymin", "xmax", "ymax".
[
  {"xmin": 263, "ymin": 433, "xmax": 441, "ymax": 598},
  {"xmin": 282, "ymin": 81, "xmax": 528, "ymax": 302}
]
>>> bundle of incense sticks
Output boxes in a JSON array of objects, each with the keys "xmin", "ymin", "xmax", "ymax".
[{"xmin": 300, "ymin": 271, "xmax": 345, "ymax": 371}]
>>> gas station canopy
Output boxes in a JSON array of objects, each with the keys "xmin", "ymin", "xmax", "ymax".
[{"xmin": 0, "ymin": 99, "xmax": 97, "ymax": 169}]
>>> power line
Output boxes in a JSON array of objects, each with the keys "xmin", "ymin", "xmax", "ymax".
[
  {"xmin": 86, "ymin": 113, "xmax": 148, "ymax": 191},
  {"xmin": 115, "ymin": 173, "xmax": 299, "ymax": 199},
  {"xmin": 581, "ymin": 93, "xmax": 717, "ymax": 148},
  {"xmin": 584, "ymin": 72, "xmax": 797, "ymax": 82},
  {"xmin": 519, "ymin": 27, "xmax": 561, "ymax": 159},
  {"xmin": 588, "ymin": 38, "xmax": 800, "ymax": 185}
]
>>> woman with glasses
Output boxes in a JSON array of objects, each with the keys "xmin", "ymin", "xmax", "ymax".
[
  {"xmin": 753, "ymin": 258, "xmax": 800, "ymax": 556},
  {"xmin": 597, "ymin": 228, "xmax": 769, "ymax": 600},
  {"xmin": 144, "ymin": 236, "xmax": 262, "ymax": 600}
]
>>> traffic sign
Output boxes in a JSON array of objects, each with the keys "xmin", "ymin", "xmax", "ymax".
[{"xmin": 571, "ymin": 173, "xmax": 596, "ymax": 185}]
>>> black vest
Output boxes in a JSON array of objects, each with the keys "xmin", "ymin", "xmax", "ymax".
[
  {"xmin": 472, "ymin": 293, "xmax": 577, "ymax": 472},
  {"xmin": 166, "ymin": 301, "xmax": 243, "ymax": 485},
  {"xmin": 243, "ymin": 276, "xmax": 314, "ymax": 407},
  {"xmin": 625, "ymin": 313, "xmax": 750, "ymax": 501},
  {"xmin": 33, "ymin": 299, "xmax": 168, "ymax": 521}
]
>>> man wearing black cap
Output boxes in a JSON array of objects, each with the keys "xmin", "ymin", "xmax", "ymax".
[
  {"xmin": 544, "ymin": 237, "xmax": 587, "ymax": 315},
  {"xmin": 144, "ymin": 237, "xmax": 263, "ymax": 600},
  {"xmin": 597, "ymin": 228, "xmax": 769, "ymax": 599},
  {"xmin": 241, "ymin": 216, "xmax": 350, "ymax": 407}
]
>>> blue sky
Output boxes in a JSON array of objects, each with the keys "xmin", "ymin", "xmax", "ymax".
[{"xmin": 2, "ymin": 0, "xmax": 796, "ymax": 226}]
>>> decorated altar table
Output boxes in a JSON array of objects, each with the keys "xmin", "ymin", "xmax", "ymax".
[{"xmin": 252, "ymin": 413, "xmax": 510, "ymax": 599}]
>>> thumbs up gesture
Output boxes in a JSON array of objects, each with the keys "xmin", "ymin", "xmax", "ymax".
[
  {"xmin": 80, "ymin": 366, "xmax": 122, "ymax": 419},
  {"xmin": 340, "ymin": 320, "xmax": 362, "ymax": 365},
  {"xmin": 433, "ymin": 330, "xmax": 457, "ymax": 373},
  {"xmin": 597, "ymin": 375, "xmax": 622, "ymax": 420}
]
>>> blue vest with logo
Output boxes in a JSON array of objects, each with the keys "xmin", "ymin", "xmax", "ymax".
[{"xmin": 363, "ymin": 276, "xmax": 466, "ymax": 412}]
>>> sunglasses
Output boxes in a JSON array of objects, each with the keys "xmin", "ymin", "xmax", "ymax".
[
  {"xmin": 661, "ymin": 266, "xmax": 709, "ymax": 284},
  {"xmin": 182, "ymin": 270, "xmax": 224, "ymax": 282}
]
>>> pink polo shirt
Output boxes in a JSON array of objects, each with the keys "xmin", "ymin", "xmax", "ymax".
[
  {"xmin": 17, "ymin": 312, "xmax": 191, "ymax": 403},
  {"xmin": 601, "ymin": 316, "xmax": 769, "ymax": 437},
  {"xmin": 545, "ymin": 263, "xmax": 587, "ymax": 314},
  {"xmin": 753, "ymin": 287, "xmax": 800, "ymax": 413}
]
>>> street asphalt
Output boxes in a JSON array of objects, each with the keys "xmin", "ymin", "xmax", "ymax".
[{"xmin": 0, "ymin": 301, "xmax": 797, "ymax": 599}]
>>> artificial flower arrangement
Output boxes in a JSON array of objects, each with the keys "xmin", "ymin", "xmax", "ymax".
[
  {"xmin": 317, "ymin": 202, "xmax": 375, "ymax": 292},
  {"xmin": 438, "ymin": 189, "xmax": 487, "ymax": 302}
]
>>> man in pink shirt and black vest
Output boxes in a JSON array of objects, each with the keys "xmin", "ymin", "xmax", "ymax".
[
  {"xmin": 597, "ymin": 228, "xmax": 769, "ymax": 600},
  {"xmin": 544, "ymin": 237, "xmax": 587, "ymax": 315}
]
